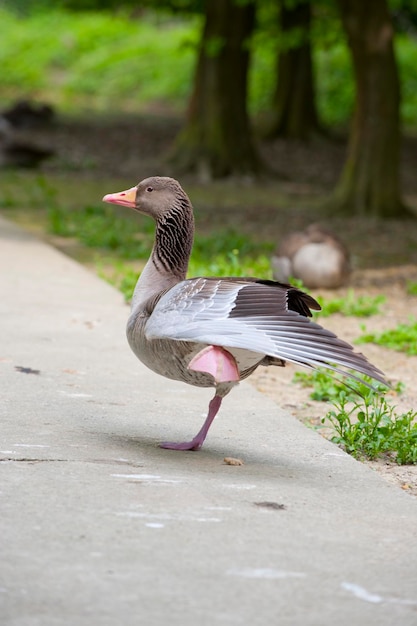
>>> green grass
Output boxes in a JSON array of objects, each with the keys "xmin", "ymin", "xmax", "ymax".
[
  {"xmin": 45, "ymin": 200, "xmax": 274, "ymax": 301},
  {"xmin": 47, "ymin": 201, "xmax": 272, "ymax": 265},
  {"xmin": 357, "ymin": 320, "xmax": 417, "ymax": 356},
  {"xmin": 315, "ymin": 290, "xmax": 385, "ymax": 318},
  {"xmin": 189, "ymin": 231, "xmax": 273, "ymax": 280},
  {"xmin": 294, "ymin": 369, "xmax": 368, "ymax": 402},
  {"xmin": 406, "ymin": 281, "xmax": 417, "ymax": 296},
  {"xmin": 189, "ymin": 249, "xmax": 272, "ymax": 280},
  {"xmin": 293, "ymin": 368, "xmax": 416, "ymax": 464},
  {"xmin": 47, "ymin": 202, "xmax": 155, "ymax": 257},
  {"xmin": 1, "ymin": 7, "xmax": 417, "ymax": 126},
  {"xmin": 293, "ymin": 368, "xmax": 404, "ymax": 402},
  {"xmin": 324, "ymin": 387, "xmax": 417, "ymax": 464},
  {"xmin": 100, "ymin": 247, "xmax": 273, "ymax": 303}
]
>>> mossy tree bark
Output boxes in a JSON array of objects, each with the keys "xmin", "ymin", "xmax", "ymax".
[
  {"xmin": 168, "ymin": 0, "xmax": 261, "ymax": 179},
  {"xmin": 334, "ymin": 0, "xmax": 410, "ymax": 218},
  {"xmin": 263, "ymin": 0, "xmax": 321, "ymax": 141}
]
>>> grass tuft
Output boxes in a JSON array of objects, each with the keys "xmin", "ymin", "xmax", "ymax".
[
  {"xmin": 324, "ymin": 389, "xmax": 417, "ymax": 464},
  {"xmin": 315, "ymin": 290, "xmax": 385, "ymax": 318},
  {"xmin": 294, "ymin": 369, "xmax": 415, "ymax": 464},
  {"xmin": 357, "ymin": 319, "xmax": 417, "ymax": 356},
  {"xmin": 293, "ymin": 368, "xmax": 404, "ymax": 402},
  {"xmin": 406, "ymin": 281, "xmax": 417, "ymax": 296}
]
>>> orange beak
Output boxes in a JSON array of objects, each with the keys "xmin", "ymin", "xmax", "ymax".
[{"xmin": 102, "ymin": 186, "xmax": 137, "ymax": 208}]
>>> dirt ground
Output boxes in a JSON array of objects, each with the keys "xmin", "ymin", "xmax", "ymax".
[{"xmin": 7, "ymin": 111, "xmax": 417, "ymax": 496}]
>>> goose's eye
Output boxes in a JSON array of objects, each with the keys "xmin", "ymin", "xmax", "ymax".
[{"xmin": 146, "ymin": 186, "xmax": 153, "ymax": 192}]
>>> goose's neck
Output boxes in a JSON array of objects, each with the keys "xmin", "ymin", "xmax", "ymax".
[
  {"xmin": 153, "ymin": 201, "xmax": 194, "ymax": 278},
  {"xmin": 131, "ymin": 201, "xmax": 194, "ymax": 310}
]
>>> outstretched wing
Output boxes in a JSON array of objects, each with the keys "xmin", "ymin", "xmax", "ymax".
[{"xmin": 145, "ymin": 277, "xmax": 386, "ymax": 385}]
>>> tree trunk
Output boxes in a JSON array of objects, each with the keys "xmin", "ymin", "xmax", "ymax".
[
  {"xmin": 334, "ymin": 0, "xmax": 409, "ymax": 217},
  {"xmin": 168, "ymin": 0, "xmax": 261, "ymax": 179},
  {"xmin": 264, "ymin": 0, "xmax": 321, "ymax": 141}
]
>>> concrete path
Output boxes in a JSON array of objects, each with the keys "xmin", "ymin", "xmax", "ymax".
[{"xmin": 1, "ymin": 215, "xmax": 417, "ymax": 626}]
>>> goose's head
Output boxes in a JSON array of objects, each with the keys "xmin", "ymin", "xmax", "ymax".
[{"xmin": 103, "ymin": 176, "xmax": 191, "ymax": 221}]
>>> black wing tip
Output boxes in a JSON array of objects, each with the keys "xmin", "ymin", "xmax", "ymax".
[{"xmin": 254, "ymin": 279, "xmax": 321, "ymax": 318}]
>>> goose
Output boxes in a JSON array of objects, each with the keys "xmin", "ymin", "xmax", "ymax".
[
  {"xmin": 2, "ymin": 99, "xmax": 55, "ymax": 128},
  {"xmin": 272, "ymin": 224, "xmax": 351, "ymax": 289},
  {"xmin": 103, "ymin": 177, "xmax": 385, "ymax": 451},
  {"xmin": 0, "ymin": 115, "xmax": 54, "ymax": 169}
]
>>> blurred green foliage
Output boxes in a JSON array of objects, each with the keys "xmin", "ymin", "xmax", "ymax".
[
  {"xmin": 407, "ymin": 281, "xmax": 417, "ymax": 296},
  {"xmin": 0, "ymin": 8, "xmax": 199, "ymax": 110},
  {"xmin": 0, "ymin": 5, "xmax": 416, "ymax": 126}
]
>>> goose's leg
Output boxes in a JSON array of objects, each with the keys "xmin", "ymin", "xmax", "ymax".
[
  {"xmin": 160, "ymin": 394, "xmax": 222, "ymax": 451},
  {"xmin": 160, "ymin": 346, "xmax": 239, "ymax": 451}
]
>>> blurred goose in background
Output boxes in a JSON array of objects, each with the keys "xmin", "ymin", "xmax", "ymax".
[
  {"xmin": 0, "ymin": 115, "xmax": 54, "ymax": 168},
  {"xmin": 272, "ymin": 224, "xmax": 351, "ymax": 289},
  {"xmin": 2, "ymin": 99, "xmax": 55, "ymax": 128},
  {"xmin": 0, "ymin": 100, "xmax": 55, "ymax": 168},
  {"xmin": 103, "ymin": 177, "xmax": 384, "ymax": 451}
]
